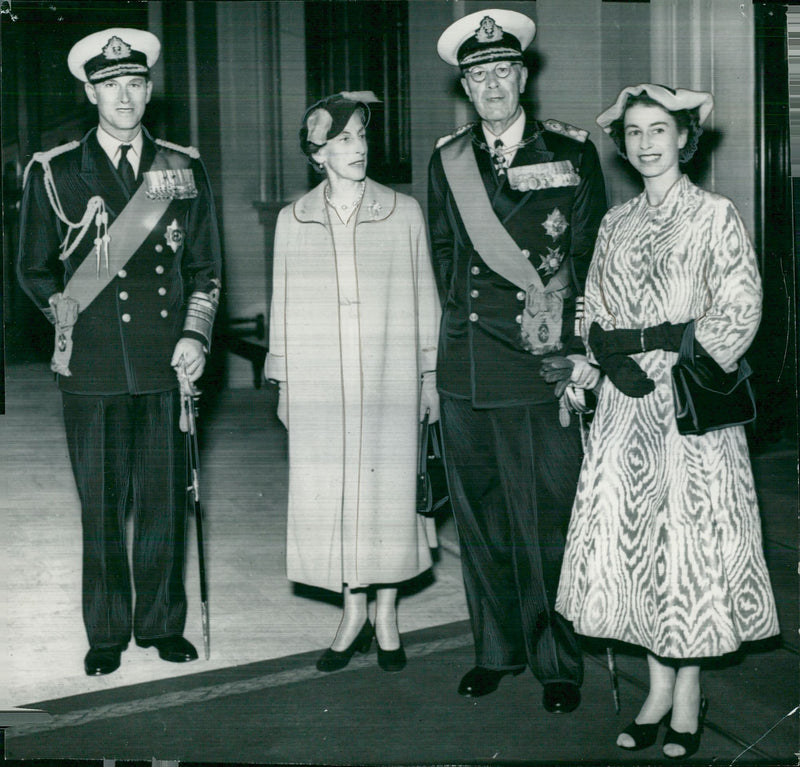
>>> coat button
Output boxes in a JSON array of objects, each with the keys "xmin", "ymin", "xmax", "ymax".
[
  {"xmin": 469, "ymin": 312, "xmax": 478, "ymax": 322},
  {"xmin": 521, "ymin": 249, "xmax": 530, "ymax": 258},
  {"xmin": 121, "ymin": 313, "xmax": 131, "ymax": 323},
  {"xmin": 470, "ymin": 289, "xmax": 479, "ymax": 299},
  {"xmin": 119, "ymin": 291, "xmax": 128, "ymax": 300},
  {"xmin": 470, "ymin": 266, "xmax": 480, "ymax": 275},
  {"xmin": 158, "ymin": 287, "xmax": 167, "ymax": 296},
  {"xmin": 160, "ymin": 309, "xmax": 168, "ymax": 318},
  {"xmin": 155, "ymin": 244, "xmax": 164, "ymax": 253},
  {"xmin": 517, "ymin": 291, "xmax": 526, "ymax": 301},
  {"xmin": 515, "ymin": 315, "xmax": 523, "ymax": 324},
  {"xmin": 155, "ymin": 265, "xmax": 164, "ymax": 274},
  {"xmin": 117, "ymin": 269, "xmax": 127, "ymax": 278}
]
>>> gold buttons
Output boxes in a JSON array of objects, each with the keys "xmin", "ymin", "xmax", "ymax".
[
  {"xmin": 158, "ymin": 287, "xmax": 166, "ymax": 296},
  {"xmin": 155, "ymin": 265, "xmax": 164, "ymax": 274},
  {"xmin": 470, "ymin": 289, "xmax": 479, "ymax": 299},
  {"xmin": 521, "ymin": 249, "xmax": 530, "ymax": 258},
  {"xmin": 160, "ymin": 309, "xmax": 168, "ymax": 318},
  {"xmin": 471, "ymin": 266, "xmax": 480, "ymax": 275},
  {"xmin": 517, "ymin": 291, "xmax": 526, "ymax": 301},
  {"xmin": 155, "ymin": 244, "xmax": 164, "ymax": 253},
  {"xmin": 119, "ymin": 291, "xmax": 128, "ymax": 301},
  {"xmin": 122, "ymin": 313, "xmax": 131, "ymax": 323},
  {"xmin": 469, "ymin": 312, "xmax": 478, "ymax": 322},
  {"xmin": 117, "ymin": 269, "xmax": 127, "ymax": 279},
  {"xmin": 515, "ymin": 315, "xmax": 522, "ymax": 324}
]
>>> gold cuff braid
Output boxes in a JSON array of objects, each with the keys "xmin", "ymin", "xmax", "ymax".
[{"xmin": 183, "ymin": 289, "xmax": 219, "ymax": 347}]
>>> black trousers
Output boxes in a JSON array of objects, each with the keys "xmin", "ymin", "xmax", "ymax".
[
  {"xmin": 440, "ymin": 395, "xmax": 583, "ymax": 686},
  {"xmin": 62, "ymin": 390, "xmax": 188, "ymax": 648}
]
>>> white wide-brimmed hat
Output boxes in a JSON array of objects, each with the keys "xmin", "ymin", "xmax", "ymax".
[{"xmin": 596, "ymin": 83, "xmax": 713, "ymax": 132}]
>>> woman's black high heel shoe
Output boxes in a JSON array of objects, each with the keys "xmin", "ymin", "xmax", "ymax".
[
  {"xmin": 616, "ymin": 709, "xmax": 671, "ymax": 751},
  {"xmin": 663, "ymin": 697, "xmax": 708, "ymax": 760},
  {"xmin": 316, "ymin": 619, "xmax": 374, "ymax": 672},
  {"xmin": 376, "ymin": 639, "xmax": 406, "ymax": 672}
]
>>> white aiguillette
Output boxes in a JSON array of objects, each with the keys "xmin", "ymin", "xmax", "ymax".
[{"xmin": 143, "ymin": 168, "xmax": 198, "ymax": 200}]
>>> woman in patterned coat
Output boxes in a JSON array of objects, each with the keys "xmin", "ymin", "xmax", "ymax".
[
  {"xmin": 265, "ymin": 92, "xmax": 441, "ymax": 673},
  {"xmin": 555, "ymin": 84, "xmax": 779, "ymax": 759}
]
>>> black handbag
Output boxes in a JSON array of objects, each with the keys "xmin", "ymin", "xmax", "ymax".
[
  {"xmin": 417, "ymin": 411, "xmax": 451, "ymax": 516},
  {"xmin": 671, "ymin": 321, "xmax": 756, "ymax": 435}
]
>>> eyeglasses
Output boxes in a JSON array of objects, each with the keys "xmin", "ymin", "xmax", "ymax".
[{"xmin": 464, "ymin": 62, "xmax": 519, "ymax": 83}]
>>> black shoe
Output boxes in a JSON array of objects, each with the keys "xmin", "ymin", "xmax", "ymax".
[
  {"xmin": 84, "ymin": 644, "xmax": 125, "ymax": 676},
  {"xmin": 543, "ymin": 682, "xmax": 581, "ymax": 713},
  {"xmin": 136, "ymin": 635, "xmax": 198, "ymax": 662},
  {"xmin": 457, "ymin": 666, "xmax": 523, "ymax": 698},
  {"xmin": 376, "ymin": 639, "xmax": 406, "ymax": 672},
  {"xmin": 663, "ymin": 698, "xmax": 708, "ymax": 760},
  {"xmin": 617, "ymin": 709, "xmax": 672, "ymax": 751},
  {"xmin": 316, "ymin": 620, "xmax": 374, "ymax": 672}
]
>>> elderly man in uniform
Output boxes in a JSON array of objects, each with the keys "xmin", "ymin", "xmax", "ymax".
[
  {"xmin": 17, "ymin": 28, "xmax": 222, "ymax": 676},
  {"xmin": 428, "ymin": 9, "xmax": 607, "ymax": 712}
]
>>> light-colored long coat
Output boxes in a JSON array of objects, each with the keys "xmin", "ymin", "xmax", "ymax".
[
  {"xmin": 266, "ymin": 179, "xmax": 440, "ymax": 593},
  {"xmin": 556, "ymin": 176, "xmax": 779, "ymax": 658}
]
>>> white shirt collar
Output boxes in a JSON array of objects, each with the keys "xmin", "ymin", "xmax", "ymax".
[
  {"xmin": 482, "ymin": 109, "xmax": 526, "ymax": 152},
  {"xmin": 96, "ymin": 125, "xmax": 144, "ymax": 175}
]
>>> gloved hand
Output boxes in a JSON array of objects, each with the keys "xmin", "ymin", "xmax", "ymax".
[
  {"xmin": 600, "ymin": 353, "xmax": 655, "ymax": 398},
  {"xmin": 642, "ymin": 321, "xmax": 689, "ymax": 352},
  {"xmin": 590, "ymin": 320, "xmax": 690, "ymax": 358},
  {"xmin": 589, "ymin": 322, "xmax": 642, "ymax": 358},
  {"xmin": 277, "ymin": 381, "xmax": 288, "ymax": 427},
  {"xmin": 567, "ymin": 354, "xmax": 601, "ymax": 390},
  {"xmin": 540, "ymin": 356, "xmax": 574, "ymax": 398},
  {"xmin": 420, "ymin": 371, "xmax": 440, "ymax": 423}
]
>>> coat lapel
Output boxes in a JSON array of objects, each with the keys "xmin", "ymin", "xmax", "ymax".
[{"xmin": 78, "ymin": 129, "xmax": 129, "ymax": 217}]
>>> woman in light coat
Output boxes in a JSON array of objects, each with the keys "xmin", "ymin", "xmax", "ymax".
[
  {"xmin": 265, "ymin": 92, "xmax": 441, "ymax": 673},
  {"xmin": 555, "ymin": 85, "xmax": 778, "ymax": 758}
]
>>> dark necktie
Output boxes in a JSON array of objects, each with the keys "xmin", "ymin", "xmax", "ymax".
[
  {"xmin": 118, "ymin": 144, "xmax": 136, "ymax": 193},
  {"xmin": 492, "ymin": 138, "xmax": 507, "ymax": 176}
]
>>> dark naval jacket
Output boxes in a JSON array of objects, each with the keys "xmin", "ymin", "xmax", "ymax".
[
  {"xmin": 17, "ymin": 127, "xmax": 222, "ymax": 396},
  {"xmin": 428, "ymin": 116, "xmax": 607, "ymax": 407}
]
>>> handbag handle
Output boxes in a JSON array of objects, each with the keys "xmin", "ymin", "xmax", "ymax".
[
  {"xmin": 677, "ymin": 319, "xmax": 753, "ymax": 381},
  {"xmin": 677, "ymin": 320, "xmax": 697, "ymax": 365}
]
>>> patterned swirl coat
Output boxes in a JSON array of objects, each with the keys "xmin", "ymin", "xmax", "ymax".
[
  {"xmin": 555, "ymin": 175, "xmax": 779, "ymax": 658},
  {"xmin": 265, "ymin": 179, "xmax": 440, "ymax": 593}
]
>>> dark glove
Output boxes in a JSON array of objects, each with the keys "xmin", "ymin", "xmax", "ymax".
[
  {"xmin": 589, "ymin": 322, "xmax": 642, "ymax": 357},
  {"xmin": 642, "ymin": 321, "xmax": 689, "ymax": 352},
  {"xmin": 599, "ymin": 353, "xmax": 655, "ymax": 398},
  {"xmin": 539, "ymin": 356, "xmax": 573, "ymax": 397}
]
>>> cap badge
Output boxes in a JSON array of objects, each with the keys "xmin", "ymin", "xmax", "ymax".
[
  {"xmin": 102, "ymin": 36, "xmax": 133, "ymax": 61},
  {"xmin": 475, "ymin": 16, "xmax": 503, "ymax": 44}
]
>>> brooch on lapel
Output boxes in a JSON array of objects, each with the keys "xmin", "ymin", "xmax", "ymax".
[
  {"xmin": 165, "ymin": 219, "xmax": 185, "ymax": 253},
  {"xmin": 368, "ymin": 200, "xmax": 382, "ymax": 219},
  {"xmin": 143, "ymin": 168, "xmax": 198, "ymax": 200}
]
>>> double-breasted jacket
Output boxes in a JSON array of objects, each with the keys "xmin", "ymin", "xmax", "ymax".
[
  {"xmin": 428, "ymin": 116, "xmax": 607, "ymax": 407},
  {"xmin": 17, "ymin": 127, "xmax": 222, "ymax": 395}
]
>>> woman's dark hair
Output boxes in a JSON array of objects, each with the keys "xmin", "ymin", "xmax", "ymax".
[{"xmin": 607, "ymin": 93, "xmax": 703, "ymax": 164}]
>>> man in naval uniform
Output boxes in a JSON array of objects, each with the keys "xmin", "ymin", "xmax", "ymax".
[
  {"xmin": 16, "ymin": 28, "xmax": 222, "ymax": 676},
  {"xmin": 428, "ymin": 9, "xmax": 607, "ymax": 712}
]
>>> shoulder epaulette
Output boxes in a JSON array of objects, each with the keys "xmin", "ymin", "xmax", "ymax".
[
  {"xmin": 155, "ymin": 138, "xmax": 200, "ymax": 159},
  {"xmin": 542, "ymin": 119, "xmax": 589, "ymax": 143},
  {"xmin": 24, "ymin": 140, "xmax": 80, "ymax": 186},
  {"xmin": 435, "ymin": 122, "xmax": 475, "ymax": 150}
]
